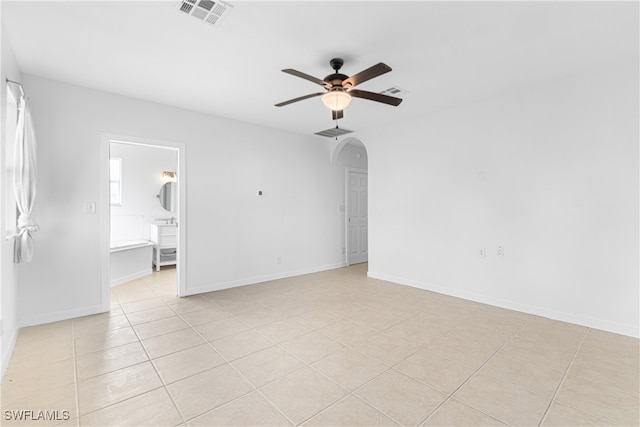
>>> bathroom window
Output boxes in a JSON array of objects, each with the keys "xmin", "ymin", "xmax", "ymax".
[{"xmin": 110, "ymin": 157, "xmax": 122, "ymax": 206}]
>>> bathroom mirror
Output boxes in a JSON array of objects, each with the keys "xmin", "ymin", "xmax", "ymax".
[{"xmin": 158, "ymin": 182, "xmax": 177, "ymax": 212}]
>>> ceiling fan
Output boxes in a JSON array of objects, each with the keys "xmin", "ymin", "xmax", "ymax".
[{"xmin": 275, "ymin": 58, "xmax": 403, "ymax": 120}]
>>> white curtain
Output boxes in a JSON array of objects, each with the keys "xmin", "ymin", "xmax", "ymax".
[{"xmin": 12, "ymin": 95, "xmax": 39, "ymax": 263}]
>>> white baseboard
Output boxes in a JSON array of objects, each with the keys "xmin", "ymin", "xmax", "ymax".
[
  {"xmin": 186, "ymin": 262, "xmax": 348, "ymax": 296},
  {"xmin": 17, "ymin": 304, "xmax": 106, "ymax": 329},
  {"xmin": 14, "ymin": 263, "xmax": 348, "ymax": 328},
  {"xmin": 367, "ymin": 271, "xmax": 639, "ymax": 338},
  {"xmin": 110, "ymin": 269, "xmax": 152, "ymax": 287},
  {"xmin": 1, "ymin": 326, "xmax": 19, "ymax": 380},
  {"xmin": 4, "ymin": 305, "xmax": 107, "ymax": 380}
]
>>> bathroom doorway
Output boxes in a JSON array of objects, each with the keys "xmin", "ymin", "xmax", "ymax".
[{"xmin": 100, "ymin": 134, "xmax": 186, "ymax": 311}]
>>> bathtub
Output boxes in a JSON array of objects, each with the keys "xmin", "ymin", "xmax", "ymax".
[{"xmin": 110, "ymin": 240, "xmax": 154, "ymax": 287}]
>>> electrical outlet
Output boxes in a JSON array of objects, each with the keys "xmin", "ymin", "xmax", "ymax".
[
  {"xmin": 277, "ymin": 256, "xmax": 282, "ymax": 265},
  {"xmin": 341, "ymin": 247, "xmax": 345, "ymax": 254},
  {"xmin": 497, "ymin": 246, "xmax": 504, "ymax": 257},
  {"xmin": 478, "ymin": 248, "xmax": 486, "ymax": 258}
]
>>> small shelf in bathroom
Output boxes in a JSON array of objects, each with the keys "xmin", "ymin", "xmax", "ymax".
[{"xmin": 149, "ymin": 224, "xmax": 177, "ymax": 271}]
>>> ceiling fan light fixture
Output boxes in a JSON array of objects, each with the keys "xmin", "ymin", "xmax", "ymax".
[
  {"xmin": 276, "ymin": 59, "xmax": 401, "ymax": 120},
  {"xmin": 322, "ymin": 90, "xmax": 352, "ymax": 111}
]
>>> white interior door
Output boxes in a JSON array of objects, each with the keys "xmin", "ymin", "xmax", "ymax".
[{"xmin": 347, "ymin": 170, "xmax": 368, "ymax": 265}]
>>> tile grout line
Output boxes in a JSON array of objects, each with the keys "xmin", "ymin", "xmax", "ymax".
[
  {"xmin": 71, "ymin": 316, "xmax": 80, "ymax": 426},
  {"xmin": 179, "ymin": 306, "xmax": 316, "ymax": 426},
  {"xmin": 300, "ymin": 331, "xmax": 431, "ymax": 426},
  {"xmin": 387, "ymin": 312, "xmax": 523, "ymax": 425},
  {"xmin": 244, "ymin": 313, "xmax": 343, "ymax": 426},
  {"xmin": 175, "ymin": 307, "xmax": 270, "ymax": 425},
  {"xmin": 329, "ymin": 314, "xmax": 492, "ymax": 426},
  {"xmin": 350, "ymin": 393, "xmax": 403, "ymax": 426},
  {"xmin": 537, "ymin": 326, "xmax": 589, "ymax": 427},
  {"xmin": 212, "ymin": 309, "xmax": 376, "ymax": 426},
  {"xmin": 75, "ymin": 300, "xmax": 169, "ymax": 422},
  {"xmin": 290, "ymin": 393, "xmax": 355, "ymax": 426},
  {"xmin": 162, "ymin": 300, "xmax": 229, "ymax": 424},
  {"xmin": 10, "ymin": 267, "xmax": 637, "ymax": 427},
  {"xmin": 275, "ymin": 305, "xmax": 511, "ymax": 425},
  {"xmin": 253, "ymin": 388, "xmax": 297, "ymax": 426},
  {"xmin": 306, "ymin": 357, "xmax": 392, "ymax": 424},
  {"xmin": 419, "ymin": 316, "xmax": 533, "ymax": 426},
  {"xmin": 81, "ymin": 287, "xmax": 310, "ymax": 425},
  {"xmin": 122, "ymin": 296, "xmax": 188, "ymax": 425}
]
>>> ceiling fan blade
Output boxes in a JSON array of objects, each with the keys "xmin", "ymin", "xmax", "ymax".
[
  {"xmin": 349, "ymin": 89, "xmax": 403, "ymax": 106},
  {"xmin": 342, "ymin": 63, "xmax": 392, "ymax": 88},
  {"xmin": 282, "ymin": 69, "xmax": 331, "ymax": 88},
  {"xmin": 275, "ymin": 92, "xmax": 325, "ymax": 107},
  {"xmin": 332, "ymin": 110, "xmax": 344, "ymax": 120}
]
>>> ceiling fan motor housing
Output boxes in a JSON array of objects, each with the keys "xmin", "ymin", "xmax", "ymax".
[
  {"xmin": 324, "ymin": 73, "xmax": 349, "ymax": 87},
  {"xmin": 325, "ymin": 58, "xmax": 349, "ymax": 87}
]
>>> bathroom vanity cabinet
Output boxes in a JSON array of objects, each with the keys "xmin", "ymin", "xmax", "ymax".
[{"xmin": 149, "ymin": 224, "xmax": 177, "ymax": 271}]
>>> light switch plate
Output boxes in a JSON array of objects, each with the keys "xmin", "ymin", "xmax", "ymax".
[{"xmin": 86, "ymin": 201, "xmax": 97, "ymax": 214}]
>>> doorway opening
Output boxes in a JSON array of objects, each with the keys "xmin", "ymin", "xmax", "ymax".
[
  {"xmin": 333, "ymin": 138, "xmax": 368, "ymax": 266},
  {"xmin": 100, "ymin": 134, "xmax": 186, "ymax": 312}
]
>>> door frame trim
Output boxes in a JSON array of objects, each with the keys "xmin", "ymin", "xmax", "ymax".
[
  {"xmin": 100, "ymin": 133, "xmax": 187, "ymax": 312},
  {"xmin": 345, "ymin": 167, "xmax": 368, "ymax": 266}
]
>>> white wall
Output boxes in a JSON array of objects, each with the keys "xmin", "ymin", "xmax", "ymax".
[
  {"xmin": 364, "ymin": 58, "xmax": 639, "ymax": 337},
  {"xmin": 17, "ymin": 75, "xmax": 346, "ymax": 326},
  {"xmin": 110, "ymin": 143, "xmax": 177, "ymax": 242},
  {"xmin": 0, "ymin": 21, "xmax": 22, "ymax": 376},
  {"xmin": 6, "ymin": 44, "xmax": 637, "ymax": 344}
]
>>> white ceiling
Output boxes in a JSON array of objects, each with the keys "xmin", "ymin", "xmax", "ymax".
[{"xmin": 2, "ymin": 1, "xmax": 638, "ymax": 137}]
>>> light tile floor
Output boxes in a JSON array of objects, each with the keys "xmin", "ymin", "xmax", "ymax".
[{"xmin": 2, "ymin": 264, "xmax": 639, "ymax": 426}]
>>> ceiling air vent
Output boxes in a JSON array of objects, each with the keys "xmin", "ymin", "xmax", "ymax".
[
  {"xmin": 314, "ymin": 127, "xmax": 354, "ymax": 138},
  {"xmin": 379, "ymin": 85, "xmax": 409, "ymax": 97},
  {"xmin": 176, "ymin": 0, "xmax": 233, "ymax": 27}
]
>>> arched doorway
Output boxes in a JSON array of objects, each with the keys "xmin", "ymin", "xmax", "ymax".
[{"xmin": 333, "ymin": 137, "xmax": 368, "ymax": 265}]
